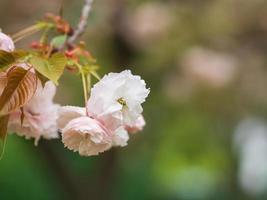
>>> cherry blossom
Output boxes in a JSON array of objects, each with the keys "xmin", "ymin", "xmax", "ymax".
[
  {"xmin": 8, "ymin": 81, "xmax": 59, "ymax": 145},
  {"xmin": 54, "ymin": 70, "xmax": 149, "ymax": 156},
  {"xmin": 87, "ymin": 70, "xmax": 150, "ymax": 127},
  {"xmin": 61, "ymin": 115, "xmax": 112, "ymax": 156}
]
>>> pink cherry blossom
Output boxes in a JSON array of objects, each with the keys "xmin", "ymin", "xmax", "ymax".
[
  {"xmin": 182, "ymin": 47, "xmax": 238, "ymax": 88},
  {"xmin": 62, "ymin": 116, "xmax": 112, "ymax": 156},
  {"xmin": 58, "ymin": 105, "xmax": 129, "ymax": 151},
  {"xmin": 59, "ymin": 70, "xmax": 149, "ymax": 155},
  {"xmin": 8, "ymin": 81, "xmax": 59, "ymax": 145},
  {"xmin": 0, "ymin": 32, "xmax": 15, "ymax": 52},
  {"xmin": 58, "ymin": 106, "xmax": 113, "ymax": 156},
  {"xmin": 125, "ymin": 115, "xmax": 146, "ymax": 134}
]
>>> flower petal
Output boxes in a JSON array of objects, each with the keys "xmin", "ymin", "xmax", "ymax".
[
  {"xmin": 112, "ymin": 127, "xmax": 129, "ymax": 147},
  {"xmin": 58, "ymin": 106, "xmax": 86, "ymax": 129}
]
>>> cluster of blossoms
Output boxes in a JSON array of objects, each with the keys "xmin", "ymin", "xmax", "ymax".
[{"xmin": 0, "ymin": 31, "xmax": 149, "ymax": 156}]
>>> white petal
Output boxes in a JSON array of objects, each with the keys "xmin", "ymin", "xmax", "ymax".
[
  {"xmin": 126, "ymin": 115, "xmax": 146, "ymax": 133},
  {"xmin": 0, "ymin": 32, "xmax": 15, "ymax": 52}
]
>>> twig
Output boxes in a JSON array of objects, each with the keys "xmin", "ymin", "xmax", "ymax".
[{"xmin": 67, "ymin": 0, "xmax": 94, "ymax": 45}]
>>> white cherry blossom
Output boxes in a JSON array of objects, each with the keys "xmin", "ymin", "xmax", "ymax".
[{"xmin": 87, "ymin": 70, "xmax": 150, "ymax": 127}]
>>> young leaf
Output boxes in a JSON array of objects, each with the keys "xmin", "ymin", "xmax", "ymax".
[
  {"xmin": 36, "ymin": 71, "xmax": 49, "ymax": 88},
  {"xmin": 0, "ymin": 114, "xmax": 9, "ymax": 160},
  {"xmin": 0, "ymin": 51, "xmax": 15, "ymax": 70},
  {"xmin": 30, "ymin": 53, "xmax": 67, "ymax": 85},
  {"xmin": 49, "ymin": 53, "xmax": 67, "ymax": 83},
  {"xmin": 0, "ymin": 67, "xmax": 38, "ymax": 115},
  {"xmin": 0, "ymin": 50, "xmax": 29, "ymax": 71},
  {"xmin": 29, "ymin": 56, "xmax": 50, "ymax": 83},
  {"xmin": 51, "ymin": 35, "xmax": 67, "ymax": 48},
  {"xmin": 12, "ymin": 50, "xmax": 29, "ymax": 60}
]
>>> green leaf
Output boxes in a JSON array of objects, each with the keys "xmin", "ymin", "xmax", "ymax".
[
  {"xmin": 49, "ymin": 53, "xmax": 67, "ymax": 84},
  {"xmin": 79, "ymin": 55, "xmax": 96, "ymax": 66},
  {"xmin": 0, "ymin": 67, "xmax": 38, "ymax": 115},
  {"xmin": 0, "ymin": 114, "xmax": 9, "ymax": 160},
  {"xmin": 36, "ymin": 71, "xmax": 49, "ymax": 88},
  {"xmin": 12, "ymin": 50, "xmax": 29, "ymax": 60},
  {"xmin": 0, "ymin": 50, "xmax": 29, "ymax": 71},
  {"xmin": 29, "ymin": 57, "xmax": 50, "ymax": 83},
  {"xmin": 0, "ymin": 51, "xmax": 15, "ymax": 70},
  {"xmin": 30, "ymin": 53, "xmax": 67, "ymax": 85},
  {"xmin": 51, "ymin": 35, "xmax": 67, "ymax": 48}
]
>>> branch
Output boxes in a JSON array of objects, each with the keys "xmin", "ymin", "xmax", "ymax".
[{"xmin": 68, "ymin": 0, "xmax": 94, "ymax": 45}]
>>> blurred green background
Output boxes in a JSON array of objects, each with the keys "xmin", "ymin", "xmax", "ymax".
[{"xmin": 1, "ymin": 0, "xmax": 267, "ymax": 199}]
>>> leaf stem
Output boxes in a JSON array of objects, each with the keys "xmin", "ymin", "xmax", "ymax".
[
  {"xmin": 40, "ymin": 26, "xmax": 51, "ymax": 44},
  {"xmin": 12, "ymin": 23, "xmax": 54, "ymax": 43},
  {"xmin": 87, "ymin": 73, "xmax": 91, "ymax": 96}
]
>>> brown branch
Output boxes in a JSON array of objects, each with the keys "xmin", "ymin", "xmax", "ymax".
[{"xmin": 67, "ymin": 0, "xmax": 94, "ymax": 45}]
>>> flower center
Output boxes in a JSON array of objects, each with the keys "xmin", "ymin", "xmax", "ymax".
[
  {"xmin": 117, "ymin": 97, "xmax": 127, "ymax": 107},
  {"xmin": 84, "ymin": 134, "xmax": 90, "ymax": 140}
]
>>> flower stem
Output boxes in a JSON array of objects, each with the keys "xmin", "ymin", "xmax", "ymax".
[
  {"xmin": 86, "ymin": 73, "xmax": 91, "ymax": 97},
  {"xmin": 40, "ymin": 26, "xmax": 51, "ymax": 44},
  {"xmin": 73, "ymin": 62, "xmax": 88, "ymax": 105},
  {"xmin": 81, "ymin": 72, "xmax": 88, "ymax": 106}
]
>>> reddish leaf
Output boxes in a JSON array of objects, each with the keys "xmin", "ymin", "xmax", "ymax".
[
  {"xmin": 0, "ymin": 114, "xmax": 9, "ymax": 159},
  {"xmin": 0, "ymin": 67, "xmax": 38, "ymax": 115}
]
